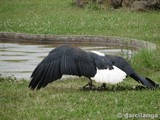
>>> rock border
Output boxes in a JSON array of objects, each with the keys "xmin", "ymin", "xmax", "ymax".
[{"xmin": 0, "ymin": 32, "xmax": 156, "ymax": 50}]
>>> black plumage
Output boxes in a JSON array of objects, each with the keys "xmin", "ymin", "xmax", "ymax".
[
  {"xmin": 29, "ymin": 45, "xmax": 159, "ymax": 90},
  {"xmin": 104, "ymin": 55, "xmax": 158, "ymax": 88}
]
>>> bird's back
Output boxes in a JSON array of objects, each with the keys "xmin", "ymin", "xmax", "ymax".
[{"xmin": 105, "ymin": 55, "xmax": 134, "ymax": 75}]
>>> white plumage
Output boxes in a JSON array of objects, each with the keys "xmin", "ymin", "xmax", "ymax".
[
  {"xmin": 90, "ymin": 51, "xmax": 127, "ymax": 84},
  {"xmin": 92, "ymin": 66, "xmax": 127, "ymax": 84},
  {"xmin": 91, "ymin": 51, "xmax": 105, "ymax": 56}
]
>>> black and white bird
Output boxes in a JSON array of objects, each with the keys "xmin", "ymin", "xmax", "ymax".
[{"xmin": 29, "ymin": 45, "xmax": 158, "ymax": 90}]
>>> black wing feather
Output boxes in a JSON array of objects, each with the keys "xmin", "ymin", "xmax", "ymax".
[
  {"xmin": 29, "ymin": 64, "xmax": 45, "ymax": 89},
  {"xmin": 105, "ymin": 55, "xmax": 134, "ymax": 75},
  {"xmin": 89, "ymin": 52, "xmax": 113, "ymax": 69},
  {"xmin": 36, "ymin": 64, "xmax": 49, "ymax": 89},
  {"xmin": 48, "ymin": 61, "xmax": 62, "ymax": 83},
  {"xmin": 105, "ymin": 55, "xmax": 159, "ymax": 88},
  {"xmin": 29, "ymin": 45, "xmax": 118, "ymax": 90},
  {"xmin": 29, "ymin": 45, "xmax": 101, "ymax": 90}
]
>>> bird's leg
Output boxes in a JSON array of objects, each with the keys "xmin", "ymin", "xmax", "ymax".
[
  {"xmin": 83, "ymin": 78, "xmax": 96, "ymax": 90},
  {"xmin": 101, "ymin": 83, "xmax": 106, "ymax": 88},
  {"xmin": 97, "ymin": 83, "xmax": 107, "ymax": 90},
  {"xmin": 88, "ymin": 78, "xmax": 96, "ymax": 90}
]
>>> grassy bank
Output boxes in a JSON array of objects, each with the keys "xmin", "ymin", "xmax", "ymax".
[{"xmin": 0, "ymin": 0, "xmax": 160, "ymax": 120}]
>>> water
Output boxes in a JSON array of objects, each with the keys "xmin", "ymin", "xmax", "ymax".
[{"xmin": 0, "ymin": 42, "xmax": 133, "ymax": 80}]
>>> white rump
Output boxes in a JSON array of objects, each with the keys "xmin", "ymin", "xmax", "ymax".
[{"xmin": 91, "ymin": 66, "xmax": 127, "ymax": 84}]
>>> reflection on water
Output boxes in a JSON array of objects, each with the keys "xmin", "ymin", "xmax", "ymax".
[{"xmin": 0, "ymin": 42, "xmax": 133, "ymax": 80}]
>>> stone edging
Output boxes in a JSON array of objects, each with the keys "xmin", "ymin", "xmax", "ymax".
[{"xmin": 0, "ymin": 32, "xmax": 156, "ymax": 50}]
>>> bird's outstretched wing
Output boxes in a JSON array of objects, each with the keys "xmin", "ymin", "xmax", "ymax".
[
  {"xmin": 29, "ymin": 46, "xmax": 63, "ymax": 89},
  {"xmin": 105, "ymin": 55, "xmax": 159, "ymax": 88},
  {"xmin": 29, "ymin": 45, "xmax": 111, "ymax": 90}
]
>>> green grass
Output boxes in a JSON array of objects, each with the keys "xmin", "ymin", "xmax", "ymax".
[
  {"xmin": 1, "ymin": 77, "xmax": 160, "ymax": 120},
  {"xmin": 0, "ymin": 0, "xmax": 160, "ymax": 120},
  {"xmin": 130, "ymin": 50, "xmax": 160, "ymax": 71},
  {"xmin": 0, "ymin": 0, "xmax": 160, "ymax": 43}
]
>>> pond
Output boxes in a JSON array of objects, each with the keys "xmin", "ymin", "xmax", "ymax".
[{"xmin": 0, "ymin": 41, "xmax": 134, "ymax": 80}]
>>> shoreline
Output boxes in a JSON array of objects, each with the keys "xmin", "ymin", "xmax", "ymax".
[{"xmin": 0, "ymin": 32, "xmax": 156, "ymax": 50}]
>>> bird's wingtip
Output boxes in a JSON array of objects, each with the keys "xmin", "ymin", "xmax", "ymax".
[{"xmin": 145, "ymin": 77, "xmax": 160, "ymax": 89}]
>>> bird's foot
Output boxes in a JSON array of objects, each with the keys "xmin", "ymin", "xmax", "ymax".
[
  {"xmin": 97, "ymin": 83, "xmax": 107, "ymax": 91},
  {"xmin": 80, "ymin": 83, "xmax": 96, "ymax": 91}
]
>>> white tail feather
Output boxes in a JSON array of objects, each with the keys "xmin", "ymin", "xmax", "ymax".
[{"xmin": 91, "ymin": 66, "xmax": 127, "ymax": 84}]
